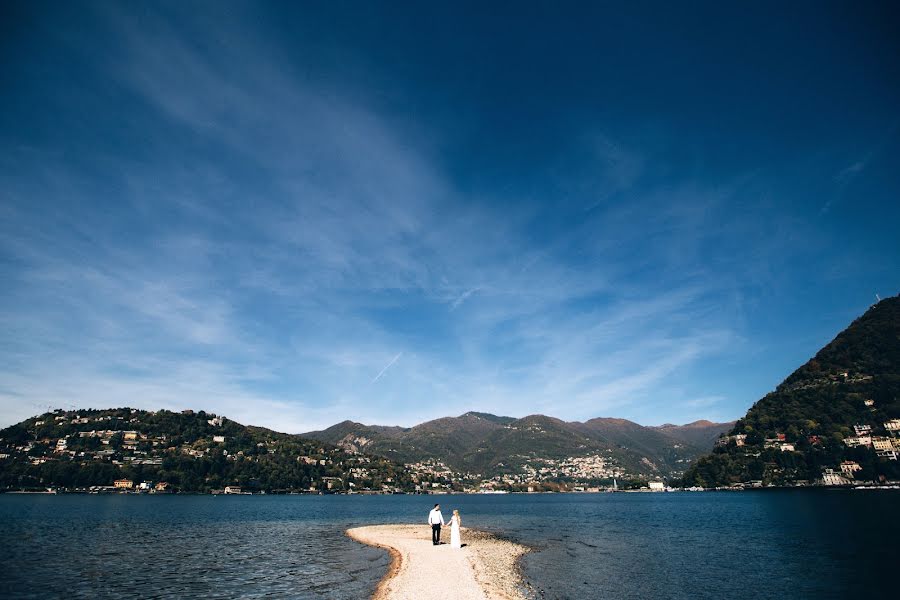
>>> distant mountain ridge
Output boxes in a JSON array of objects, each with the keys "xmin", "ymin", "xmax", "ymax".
[
  {"xmin": 682, "ymin": 295, "xmax": 900, "ymax": 487},
  {"xmin": 304, "ymin": 413, "xmax": 733, "ymax": 478},
  {"xmin": 652, "ymin": 420, "xmax": 734, "ymax": 449}
]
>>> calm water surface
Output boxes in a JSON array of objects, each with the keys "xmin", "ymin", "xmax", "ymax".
[{"xmin": 1, "ymin": 491, "xmax": 896, "ymax": 599}]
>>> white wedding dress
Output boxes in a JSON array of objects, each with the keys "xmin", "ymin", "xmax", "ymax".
[{"xmin": 449, "ymin": 515, "xmax": 461, "ymax": 548}]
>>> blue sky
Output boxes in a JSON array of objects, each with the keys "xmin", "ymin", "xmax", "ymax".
[{"xmin": 1, "ymin": 1, "xmax": 898, "ymax": 432}]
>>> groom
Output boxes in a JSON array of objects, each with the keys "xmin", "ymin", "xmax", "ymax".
[{"xmin": 428, "ymin": 503, "xmax": 445, "ymax": 545}]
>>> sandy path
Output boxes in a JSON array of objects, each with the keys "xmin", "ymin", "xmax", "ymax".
[{"xmin": 346, "ymin": 524, "xmax": 529, "ymax": 600}]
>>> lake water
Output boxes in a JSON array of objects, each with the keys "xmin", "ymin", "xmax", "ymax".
[{"xmin": 1, "ymin": 491, "xmax": 896, "ymax": 599}]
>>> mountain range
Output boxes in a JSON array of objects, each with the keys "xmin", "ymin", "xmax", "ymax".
[
  {"xmin": 0, "ymin": 407, "xmax": 730, "ymax": 493},
  {"xmin": 304, "ymin": 414, "xmax": 733, "ymax": 478},
  {"xmin": 10, "ymin": 294, "xmax": 894, "ymax": 492}
]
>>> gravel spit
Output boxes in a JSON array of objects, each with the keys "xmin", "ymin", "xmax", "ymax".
[{"xmin": 347, "ymin": 524, "xmax": 530, "ymax": 600}]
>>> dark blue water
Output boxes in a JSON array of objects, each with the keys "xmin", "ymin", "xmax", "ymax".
[{"xmin": 1, "ymin": 491, "xmax": 896, "ymax": 599}]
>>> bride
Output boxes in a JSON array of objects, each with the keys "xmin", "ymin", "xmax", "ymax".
[{"xmin": 449, "ymin": 509, "xmax": 462, "ymax": 549}]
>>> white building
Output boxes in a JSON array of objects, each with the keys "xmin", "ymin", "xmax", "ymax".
[
  {"xmin": 213, "ymin": 435, "xmax": 226, "ymax": 443},
  {"xmin": 844, "ymin": 436, "xmax": 872, "ymax": 448},
  {"xmin": 716, "ymin": 434, "xmax": 747, "ymax": 448},
  {"xmin": 821, "ymin": 469, "xmax": 850, "ymax": 486},
  {"xmin": 853, "ymin": 424, "xmax": 872, "ymax": 436},
  {"xmin": 872, "ymin": 437, "xmax": 893, "ymax": 451},
  {"xmin": 884, "ymin": 419, "xmax": 900, "ymax": 432},
  {"xmin": 648, "ymin": 481, "xmax": 665, "ymax": 491}
]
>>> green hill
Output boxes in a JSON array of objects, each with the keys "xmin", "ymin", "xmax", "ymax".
[
  {"xmin": 576, "ymin": 417, "xmax": 724, "ymax": 473},
  {"xmin": 0, "ymin": 408, "xmax": 412, "ymax": 493},
  {"xmin": 681, "ymin": 295, "xmax": 900, "ymax": 488}
]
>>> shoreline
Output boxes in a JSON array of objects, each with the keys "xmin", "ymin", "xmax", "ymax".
[
  {"xmin": 347, "ymin": 524, "xmax": 530, "ymax": 600},
  {"xmin": 6, "ymin": 484, "xmax": 900, "ymax": 496}
]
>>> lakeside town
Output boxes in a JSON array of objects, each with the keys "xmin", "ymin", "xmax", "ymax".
[
  {"xmin": 404, "ymin": 454, "xmax": 632, "ymax": 493},
  {"xmin": 712, "ymin": 409, "xmax": 900, "ymax": 488},
  {"xmin": 3, "ymin": 408, "xmax": 899, "ymax": 495},
  {"xmin": 0, "ymin": 409, "xmax": 653, "ymax": 494}
]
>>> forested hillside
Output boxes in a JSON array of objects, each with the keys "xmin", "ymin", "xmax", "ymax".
[
  {"xmin": 0, "ymin": 408, "xmax": 412, "ymax": 493},
  {"xmin": 681, "ymin": 296, "xmax": 900, "ymax": 487},
  {"xmin": 306, "ymin": 412, "xmax": 732, "ymax": 478}
]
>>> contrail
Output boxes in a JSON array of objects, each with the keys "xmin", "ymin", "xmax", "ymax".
[
  {"xmin": 372, "ymin": 352, "xmax": 403, "ymax": 382},
  {"xmin": 450, "ymin": 287, "xmax": 480, "ymax": 311}
]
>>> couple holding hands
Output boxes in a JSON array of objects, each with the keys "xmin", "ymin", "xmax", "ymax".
[{"xmin": 427, "ymin": 503, "xmax": 462, "ymax": 549}]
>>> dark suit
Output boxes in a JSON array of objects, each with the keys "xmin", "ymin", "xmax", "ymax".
[
  {"xmin": 431, "ymin": 523, "xmax": 441, "ymax": 545},
  {"xmin": 428, "ymin": 509, "xmax": 444, "ymax": 545}
]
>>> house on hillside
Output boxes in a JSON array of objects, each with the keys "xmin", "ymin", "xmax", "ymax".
[
  {"xmin": 716, "ymin": 434, "xmax": 747, "ymax": 448},
  {"xmin": 872, "ymin": 437, "xmax": 893, "ymax": 451},
  {"xmin": 840, "ymin": 461, "xmax": 862, "ymax": 478},
  {"xmin": 765, "ymin": 438, "xmax": 794, "ymax": 452},
  {"xmin": 844, "ymin": 436, "xmax": 872, "ymax": 448},
  {"xmin": 322, "ymin": 477, "xmax": 343, "ymax": 490}
]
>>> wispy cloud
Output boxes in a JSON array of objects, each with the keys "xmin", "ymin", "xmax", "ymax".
[
  {"xmin": 5, "ymin": 3, "xmax": 884, "ymax": 433},
  {"xmin": 821, "ymin": 121, "xmax": 899, "ymax": 214},
  {"xmin": 834, "ymin": 160, "xmax": 867, "ymax": 185}
]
